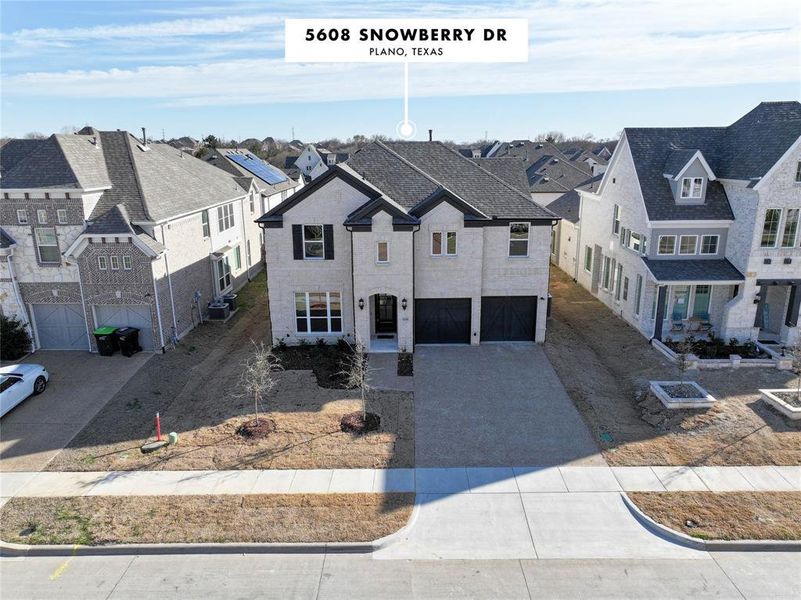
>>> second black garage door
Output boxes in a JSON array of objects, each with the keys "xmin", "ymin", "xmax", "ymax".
[
  {"xmin": 480, "ymin": 296, "xmax": 538, "ymax": 341},
  {"xmin": 415, "ymin": 298, "xmax": 471, "ymax": 344}
]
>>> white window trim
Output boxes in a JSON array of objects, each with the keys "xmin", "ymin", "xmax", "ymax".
[
  {"xmin": 36, "ymin": 209, "xmax": 48, "ymax": 224},
  {"xmin": 123, "ymin": 255, "xmax": 132, "ymax": 270},
  {"xmin": 110, "ymin": 255, "xmax": 120, "ymax": 270},
  {"xmin": 678, "ymin": 234, "xmax": 698, "ymax": 255},
  {"xmin": 34, "ymin": 227, "xmax": 60, "ymax": 264},
  {"xmin": 760, "ymin": 208, "xmax": 782, "ymax": 248},
  {"xmin": 57, "ymin": 209, "xmax": 68, "ymax": 224},
  {"xmin": 612, "ymin": 204, "xmax": 621, "ymax": 235},
  {"xmin": 680, "ymin": 177, "xmax": 704, "ymax": 199},
  {"xmin": 700, "ymin": 235, "xmax": 719, "ymax": 255},
  {"xmin": 431, "ymin": 230, "xmax": 457, "ymax": 257},
  {"xmin": 216, "ymin": 203, "xmax": 235, "ymax": 232},
  {"xmin": 657, "ymin": 235, "xmax": 677, "ymax": 255},
  {"xmin": 602, "ymin": 256, "xmax": 611, "ymax": 290},
  {"xmin": 98, "ymin": 256, "xmax": 108, "ymax": 270},
  {"xmin": 376, "ymin": 240, "xmax": 390, "ymax": 264},
  {"xmin": 16, "ymin": 209, "xmax": 28, "ymax": 224},
  {"xmin": 634, "ymin": 274, "xmax": 643, "ymax": 317},
  {"xmin": 302, "ymin": 224, "xmax": 325, "ymax": 260},
  {"xmin": 583, "ymin": 246, "xmax": 593, "ymax": 273},
  {"xmin": 780, "ymin": 208, "xmax": 800, "ymax": 248},
  {"xmin": 614, "ymin": 264, "xmax": 623, "ymax": 301},
  {"xmin": 294, "ymin": 291, "xmax": 343, "ymax": 334},
  {"xmin": 215, "ymin": 255, "xmax": 232, "ymax": 294},
  {"xmin": 509, "ymin": 222, "xmax": 530, "ymax": 258}
]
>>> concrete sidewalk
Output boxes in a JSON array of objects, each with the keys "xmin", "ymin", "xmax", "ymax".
[{"xmin": 2, "ymin": 465, "xmax": 798, "ymax": 499}]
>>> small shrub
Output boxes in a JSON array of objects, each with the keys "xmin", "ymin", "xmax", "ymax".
[
  {"xmin": 336, "ymin": 338, "xmax": 350, "ymax": 352},
  {"xmin": 298, "ymin": 338, "xmax": 310, "ymax": 348},
  {"xmin": 316, "ymin": 337, "xmax": 327, "ymax": 348},
  {"xmin": 0, "ymin": 315, "xmax": 31, "ymax": 360},
  {"xmin": 275, "ymin": 338, "xmax": 287, "ymax": 350}
]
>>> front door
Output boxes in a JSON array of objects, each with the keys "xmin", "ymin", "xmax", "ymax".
[{"xmin": 374, "ymin": 295, "xmax": 397, "ymax": 335}]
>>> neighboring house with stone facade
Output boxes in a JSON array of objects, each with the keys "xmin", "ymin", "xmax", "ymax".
[
  {"xmin": 257, "ymin": 141, "xmax": 558, "ymax": 352},
  {"xmin": 0, "ymin": 128, "xmax": 263, "ymax": 353},
  {"xmin": 568, "ymin": 102, "xmax": 801, "ymax": 345}
]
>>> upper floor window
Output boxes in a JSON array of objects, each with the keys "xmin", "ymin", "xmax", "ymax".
[
  {"xmin": 700, "ymin": 235, "xmax": 719, "ymax": 255},
  {"xmin": 431, "ymin": 231, "xmax": 457, "ymax": 256},
  {"xmin": 657, "ymin": 235, "xmax": 676, "ymax": 255},
  {"xmin": 34, "ymin": 227, "xmax": 60, "ymax": 263},
  {"xmin": 217, "ymin": 203, "xmax": 235, "ymax": 232},
  {"xmin": 510, "ymin": 222, "xmax": 530, "ymax": 257},
  {"xmin": 37, "ymin": 209, "xmax": 48, "ymax": 224},
  {"xmin": 376, "ymin": 241, "xmax": 389, "ymax": 263},
  {"xmin": 782, "ymin": 208, "xmax": 799, "ymax": 248},
  {"xmin": 584, "ymin": 246, "xmax": 593, "ymax": 272},
  {"xmin": 680, "ymin": 177, "xmax": 703, "ymax": 199},
  {"xmin": 626, "ymin": 231, "xmax": 644, "ymax": 254},
  {"xmin": 602, "ymin": 256, "xmax": 611, "ymax": 289},
  {"xmin": 201, "ymin": 210, "xmax": 210, "ymax": 237},
  {"xmin": 98, "ymin": 256, "xmax": 108, "ymax": 270},
  {"xmin": 303, "ymin": 225, "xmax": 324, "ymax": 259},
  {"xmin": 57, "ymin": 209, "xmax": 68, "ymax": 224},
  {"xmin": 123, "ymin": 255, "xmax": 132, "ymax": 270},
  {"xmin": 16, "ymin": 209, "xmax": 28, "ymax": 224},
  {"xmin": 281, "ymin": 190, "xmax": 288, "ymax": 201},
  {"xmin": 249, "ymin": 195, "xmax": 255, "ymax": 214},
  {"xmin": 612, "ymin": 204, "xmax": 621, "ymax": 234},
  {"xmin": 795, "ymin": 161, "xmax": 801, "ymax": 183},
  {"xmin": 110, "ymin": 255, "xmax": 120, "ymax": 270},
  {"xmin": 678, "ymin": 235, "xmax": 697, "ymax": 255},
  {"xmin": 760, "ymin": 208, "xmax": 782, "ymax": 247}
]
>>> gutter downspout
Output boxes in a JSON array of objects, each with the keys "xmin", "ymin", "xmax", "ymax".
[
  {"xmin": 240, "ymin": 193, "xmax": 252, "ymax": 281},
  {"xmin": 6, "ymin": 251, "xmax": 36, "ymax": 351},
  {"xmin": 73, "ymin": 254, "xmax": 93, "ymax": 352},
  {"xmin": 347, "ymin": 226, "xmax": 357, "ymax": 344},
  {"xmin": 150, "ymin": 260, "xmax": 166, "ymax": 352},
  {"xmin": 158, "ymin": 226, "xmax": 179, "ymax": 342},
  {"xmin": 411, "ymin": 224, "xmax": 420, "ymax": 349},
  {"xmin": 573, "ymin": 193, "xmax": 584, "ymax": 282}
]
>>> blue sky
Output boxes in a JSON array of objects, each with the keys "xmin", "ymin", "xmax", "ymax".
[{"xmin": 1, "ymin": 0, "xmax": 799, "ymax": 142}]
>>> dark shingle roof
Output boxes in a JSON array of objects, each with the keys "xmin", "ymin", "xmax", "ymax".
[
  {"xmin": 642, "ymin": 258, "xmax": 744, "ymax": 283},
  {"xmin": 204, "ymin": 149, "xmax": 298, "ymax": 195},
  {"xmin": 663, "ymin": 149, "xmax": 701, "ymax": 177},
  {"xmin": 472, "ymin": 157, "xmax": 530, "ymax": 195},
  {"xmin": 625, "ymin": 101, "xmax": 801, "ymax": 222},
  {"xmin": 547, "ymin": 190, "xmax": 580, "ymax": 223},
  {"xmin": 0, "ymin": 227, "xmax": 16, "ymax": 249},
  {"xmin": 347, "ymin": 141, "xmax": 555, "ymax": 220},
  {"xmin": 0, "ymin": 139, "xmax": 44, "ymax": 176},
  {"xmin": 491, "ymin": 140, "xmax": 592, "ymax": 195},
  {"xmin": 85, "ymin": 203, "xmax": 134, "ymax": 234}
]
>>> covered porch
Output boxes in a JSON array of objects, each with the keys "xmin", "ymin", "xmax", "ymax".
[
  {"xmin": 645, "ymin": 258, "xmax": 745, "ymax": 342},
  {"xmin": 755, "ymin": 278, "xmax": 800, "ymax": 344}
]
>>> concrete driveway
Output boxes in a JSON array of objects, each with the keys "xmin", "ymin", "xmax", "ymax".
[
  {"xmin": 414, "ymin": 345, "xmax": 604, "ymax": 467},
  {"xmin": 0, "ymin": 351, "xmax": 150, "ymax": 472}
]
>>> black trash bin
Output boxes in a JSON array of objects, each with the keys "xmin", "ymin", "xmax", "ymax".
[
  {"xmin": 93, "ymin": 326, "xmax": 118, "ymax": 356},
  {"xmin": 223, "ymin": 293, "xmax": 238, "ymax": 312},
  {"xmin": 115, "ymin": 327, "xmax": 142, "ymax": 357}
]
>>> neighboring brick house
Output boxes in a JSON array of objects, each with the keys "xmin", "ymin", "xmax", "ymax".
[
  {"xmin": 257, "ymin": 141, "xmax": 558, "ymax": 352},
  {"xmin": 0, "ymin": 128, "xmax": 264, "ymax": 353},
  {"xmin": 566, "ymin": 102, "xmax": 801, "ymax": 344}
]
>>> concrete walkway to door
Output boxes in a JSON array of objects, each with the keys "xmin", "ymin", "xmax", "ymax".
[{"xmin": 414, "ymin": 345, "xmax": 605, "ymax": 467}]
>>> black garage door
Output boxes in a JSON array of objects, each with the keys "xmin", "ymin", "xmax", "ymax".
[
  {"xmin": 415, "ymin": 298, "xmax": 471, "ymax": 344},
  {"xmin": 480, "ymin": 296, "xmax": 537, "ymax": 342}
]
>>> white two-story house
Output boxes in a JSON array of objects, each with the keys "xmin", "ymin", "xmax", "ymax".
[
  {"xmin": 257, "ymin": 141, "xmax": 558, "ymax": 352},
  {"xmin": 1, "ymin": 128, "xmax": 267, "ymax": 353},
  {"xmin": 569, "ymin": 102, "xmax": 800, "ymax": 345}
]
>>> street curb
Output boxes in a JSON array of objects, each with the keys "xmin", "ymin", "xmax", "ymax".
[
  {"xmin": 0, "ymin": 498, "xmax": 421, "ymax": 557},
  {"xmin": 621, "ymin": 492, "xmax": 801, "ymax": 552}
]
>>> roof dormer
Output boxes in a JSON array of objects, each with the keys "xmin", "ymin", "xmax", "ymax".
[{"xmin": 663, "ymin": 149, "xmax": 716, "ymax": 204}]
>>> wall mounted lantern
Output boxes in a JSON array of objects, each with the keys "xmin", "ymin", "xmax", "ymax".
[
  {"xmin": 358, "ymin": 298, "xmax": 365, "ymax": 310},
  {"xmin": 401, "ymin": 298, "xmax": 408, "ymax": 310}
]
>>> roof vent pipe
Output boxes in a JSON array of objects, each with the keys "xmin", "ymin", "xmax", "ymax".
[
  {"xmin": 141, "ymin": 127, "xmax": 147, "ymax": 147},
  {"xmin": 428, "ymin": 129, "xmax": 433, "ymax": 142}
]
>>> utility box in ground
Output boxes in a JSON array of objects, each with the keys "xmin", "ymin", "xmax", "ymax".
[
  {"xmin": 93, "ymin": 326, "xmax": 118, "ymax": 356},
  {"xmin": 115, "ymin": 327, "xmax": 142, "ymax": 357}
]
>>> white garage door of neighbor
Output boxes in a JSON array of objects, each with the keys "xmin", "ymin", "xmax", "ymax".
[
  {"xmin": 32, "ymin": 303, "xmax": 89, "ymax": 350},
  {"xmin": 94, "ymin": 305, "xmax": 155, "ymax": 351}
]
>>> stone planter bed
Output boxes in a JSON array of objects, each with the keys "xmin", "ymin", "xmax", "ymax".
[
  {"xmin": 760, "ymin": 389, "xmax": 801, "ymax": 420},
  {"xmin": 651, "ymin": 339, "xmax": 787, "ymax": 370},
  {"xmin": 649, "ymin": 381, "xmax": 716, "ymax": 409}
]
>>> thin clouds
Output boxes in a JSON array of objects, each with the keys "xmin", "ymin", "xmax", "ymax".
[{"xmin": 2, "ymin": 0, "xmax": 799, "ymax": 106}]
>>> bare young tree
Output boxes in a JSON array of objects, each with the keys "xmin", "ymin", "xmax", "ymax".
[
  {"xmin": 674, "ymin": 339, "xmax": 695, "ymax": 385},
  {"xmin": 240, "ymin": 341, "xmax": 283, "ymax": 425},
  {"xmin": 789, "ymin": 342, "xmax": 801, "ymax": 400},
  {"xmin": 340, "ymin": 337, "xmax": 371, "ymax": 418}
]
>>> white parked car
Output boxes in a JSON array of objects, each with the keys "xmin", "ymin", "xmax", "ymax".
[{"xmin": 0, "ymin": 364, "xmax": 49, "ymax": 417}]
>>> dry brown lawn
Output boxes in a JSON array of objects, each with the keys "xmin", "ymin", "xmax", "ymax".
[
  {"xmin": 0, "ymin": 493, "xmax": 414, "ymax": 545},
  {"xmin": 629, "ymin": 492, "xmax": 801, "ymax": 540},
  {"xmin": 47, "ymin": 273, "xmax": 413, "ymax": 472},
  {"xmin": 544, "ymin": 269, "xmax": 801, "ymax": 466}
]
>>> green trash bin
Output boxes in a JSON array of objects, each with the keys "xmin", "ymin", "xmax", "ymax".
[{"xmin": 93, "ymin": 326, "xmax": 118, "ymax": 356}]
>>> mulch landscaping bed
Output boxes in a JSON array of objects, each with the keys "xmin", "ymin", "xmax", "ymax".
[
  {"xmin": 629, "ymin": 492, "xmax": 801, "ymax": 540},
  {"xmin": 0, "ymin": 493, "xmax": 414, "ymax": 545},
  {"xmin": 341, "ymin": 411, "xmax": 381, "ymax": 434},
  {"xmin": 662, "ymin": 383, "xmax": 705, "ymax": 399},
  {"xmin": 397, "ymin": 353, "xmax": 413, "ymax": 377},
  {"xmin": 664, "ymin": 336, "xmax": 766, "ymax": 359},
  {"xmin": 773, "ymin": 390, "xmax": 801, "ymax": 409},
  {"xmin": 274, "ymin": 343, "xmax": 355, "ymax": 389}
]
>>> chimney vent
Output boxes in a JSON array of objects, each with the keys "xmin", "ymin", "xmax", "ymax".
[
  {"xmin": 428, "ymin": 129, "xmax": 433, "ymax": 142},
  {"xmin": 141, "ymin": 127, "xmax": 147, "ymax": 147}
]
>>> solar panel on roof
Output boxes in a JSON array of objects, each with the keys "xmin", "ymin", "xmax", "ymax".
[{"xmin": 226, "ymin": 152, "xmax": 288, "ymax": 185}]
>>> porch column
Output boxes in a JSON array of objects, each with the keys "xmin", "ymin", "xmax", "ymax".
[
  {"xmin": 786, "ymin": 284, "xmax": 800, "ymax": 327},
  {"xmin": 653, "ymin": 285, "xmax": 667, "ymax": 340},
  {"xmin": 753, "ymin": 283, "xmax": 769, "ymax": 328}
]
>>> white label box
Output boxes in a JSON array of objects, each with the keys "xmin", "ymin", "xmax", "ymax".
[{"xmin": 285, "ymin": 19, "xmax": 529, "ymax": 63}]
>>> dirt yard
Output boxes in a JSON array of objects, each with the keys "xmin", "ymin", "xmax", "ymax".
[
  {"xmin": 47, "ymin": 273, "xmax": 414, "ymax": 471},
  {"xmin": 544, "ymin": 269, "xmax": 801, "ymax": 466},
  {"xmin": 0, "ymin": 493, "xmax": 413, "ymax": 545},
  {"xmin": 629, "ymin": 492, "xmax": 801, "ymax": 540}
]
